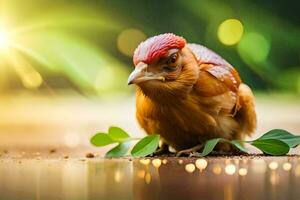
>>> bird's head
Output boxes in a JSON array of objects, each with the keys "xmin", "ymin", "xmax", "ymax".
[{"xmin": 128, "ymin": 33, "xmax": 199, "ymax": 99}]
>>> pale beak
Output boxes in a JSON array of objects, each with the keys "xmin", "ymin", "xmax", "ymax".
[{"xmin": 127, "ymin": 62, "xmax": 165, "ymax": 85}]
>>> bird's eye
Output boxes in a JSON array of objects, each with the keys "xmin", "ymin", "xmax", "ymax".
[
  {"xmin": 162, "ymin": 66, "xmax": 177, "ymax": 72},
  {"xmin": 167, "ymin": 53, "xmax": 178, "ymax": 64}
]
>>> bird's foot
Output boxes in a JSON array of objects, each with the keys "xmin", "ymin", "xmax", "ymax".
[
  {"xmin": 152, "ymin": 147, "xmax": 168, "ymax": 156},
  {"xmin": 152, "ymin": 143, "xmax": 169, "ymax": 156},
  {"xmin": 176, "ymin": 144, "xmax": 204, "ymax": 157}
]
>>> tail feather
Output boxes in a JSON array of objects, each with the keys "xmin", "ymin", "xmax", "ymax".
[{"xmin": 236, "ymin": 84, "xmax": 257, "ymax": 136}]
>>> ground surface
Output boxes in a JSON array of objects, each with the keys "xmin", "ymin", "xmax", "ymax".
[
  {"xmin": 1, "ymin": 151, "xmax": 300, "ymax": 200},
  {"xmin": 0, "ymin": 94, "xmax": 299, "ymax": 200}
]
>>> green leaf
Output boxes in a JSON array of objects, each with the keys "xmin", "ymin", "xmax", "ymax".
[
  {"xmin": 108, "ymin": 126, "xmax": 130, "ymax": 142},
  {"xmin": 131, "ymin": 134, "xmax": 160, "ymax": 157},
  {"xmin": 251, "ymin": 139, "xmax": 290, "ymax": 156},
  {"xmin": 200, "ymin": 138, "xmax": 222, "ymax": 156},
  {"xmin": 258, "ymin": 129, "xmax": 300, "ymax": 148},
  {"xmin": 105, "ymin": 142, "xmax": 131, "ymax": 157},
  {"xmin": 231, "ymin": 140, "xmax": 248, "ymax": 153},
  {"xmin": 90, "ymin": 133, "xmax": 116, "ymax": 146}
]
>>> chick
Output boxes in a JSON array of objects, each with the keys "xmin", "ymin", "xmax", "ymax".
[{"xmin": 128, "ymin": 33, "xmax": 256, "ymax": 155}]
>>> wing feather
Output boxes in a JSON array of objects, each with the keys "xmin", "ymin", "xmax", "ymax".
[
  {"xmin": 187, "ymin": 43, "xmax": 241, "ymax": 93},
  {"xmin": 188, "ymin": 43, "xmax": 242, "ymax": 115}
]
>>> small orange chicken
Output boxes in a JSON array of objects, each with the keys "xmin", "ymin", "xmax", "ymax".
[{"xmin": 128, "ymin": 33, "xmax": 256, "ymax": 155}]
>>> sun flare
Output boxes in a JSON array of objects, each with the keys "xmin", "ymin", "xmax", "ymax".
[{"xmin": 0, "ymin": 27, "xmax": 11, "ymax": 50}]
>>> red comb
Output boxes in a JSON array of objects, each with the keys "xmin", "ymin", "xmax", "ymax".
[{"xmin": 133, "ymin": 33, "xmax": 186, "ymax": 65}]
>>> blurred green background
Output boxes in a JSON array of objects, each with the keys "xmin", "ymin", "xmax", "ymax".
[
  {"xmin": 0, "ymin": 0, "xmax": 299, "ymax": 149},
  {"xmin": 0, "ymin": 0, "xmax": 299, "ymax": 96}
]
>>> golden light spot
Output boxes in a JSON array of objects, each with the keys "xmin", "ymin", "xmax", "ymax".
[
  {"xmin": 0, "ymin": 27, "xmax": 11, "ymax": 50},
  {"xmin": 217, "ymin": 19, "xmax": 244, "ymax": 45},
  {"xmin": 162, "ymin": 159, "xmax": 168, "ymax": 165},
  {"xmin": 185, "ymin": 163, "xmax": 196, "ymax": 173},
  {"xmin": 225, "ymin": 164, "xmax": 236, "ymax": 175},
  {"xmin": 137, "ymin": 170, "xmax": 146, "ymax": 178},
  {"xmin": 144, "ymin": 172, "xmax": 151, "ymax": 184},
  {"xmin": 21, "ymin": 71, "xmax": 43, "ymax": 89},
  {"xmin": 195, "ymin": 159, "xmax": 208, "ymax": 170},
  {"xmin": 114, "ymin": 170, "xmax": 122, "ymax": 183},
  {"xmin": 238, "ymin": 168, "xmax": 248, "ymax": 176},
  {"xmin": 268, "ymin": 161, "xmax": 278, "ymax": 170},
  {"xmin": 152, "ymin": 158, "xmax": 162, "ymax": 168},
  {"xmin": 117, "ymin": 28, "xmax": 147, "ymax": 57},
  {"xmin": 139, "ymin": 159, "xmax": 150, "ymax": 165},
  {"xmin": 212, "ymin": 164, "xmax": 222, "ymax": 175},
  {"xmin": 178, "ymin": 159, "xmax": 183, "ymax": 164},
  {"xmin": 282, "ymin": 162, "xmax": 292, "ymax": 171}
]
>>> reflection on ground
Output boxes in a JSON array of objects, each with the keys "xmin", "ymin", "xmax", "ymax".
[
  {"xmin": 0, "ymin": 155, "xmax": 299, "ymax": 200},
  {"xmin": 0, "ymin": 96, "xmax": 299, "ymax": 199}
]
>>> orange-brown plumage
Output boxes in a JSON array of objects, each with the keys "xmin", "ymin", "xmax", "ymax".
[{"xmin": 128, "ymin": 33, "xmax": 257, "ymax": 151}]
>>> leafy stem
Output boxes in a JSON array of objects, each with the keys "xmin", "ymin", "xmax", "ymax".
[
  {"xmin": 90, "ymin": 127, "xmax": 300, "ymax": 157},
  {"xmin": 90, "ymin": 126, "xmax": 160, "ymax": 157}
]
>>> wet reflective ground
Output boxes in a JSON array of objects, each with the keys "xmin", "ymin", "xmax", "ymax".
[
  {"xmin": 1, "ymin": 154, "xmax": 300, "ymax": 200},
  {"xmin": 0, "ymin": 97, "xmax": 299, "ymax": 200}
]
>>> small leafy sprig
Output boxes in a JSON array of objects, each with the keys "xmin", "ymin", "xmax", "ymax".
[
  {"xmin": 200, "ymin": 129, "xmax": 300, "ymax": 156},
  {"xmin": 90, "ymin": 127, "xmax": 300, "ymax": 157},
  {"xmin": 91, "ymin": 126, "xmax": 160, "ymax": 157}
]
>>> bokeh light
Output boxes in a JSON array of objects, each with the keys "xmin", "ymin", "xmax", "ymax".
[
  {"xmin": 238, "ymin": 168, "xmax": 248, "ymax": 176},
  {"xmin": 268, "ymin": 161, "xmax": 278, "ymax": 170},
  {"xmin": 225, "ymin": 164, "xmax": 236, "ymax": 175},
  {"xmin": 139, "ymin": 159, "xmax": 150, "ymax": 165},
  {"xmin": 237, "ymin": 32, "xmax": 270, "ymax": 63},
  {"xmin": 212, "ymin": 164, "xmax": 222, "ymax": 175},
  {"xmin": 195, "ymin": 159, "xmax": 208, "ymax": 170},
  {"xmin": 185, "ymin": 163, "xmax": 196, "ymax": 173},
  {"xmin": 21, "ymin": 71, "xmax": 43, "ymax": 89},
  {"xmin": 217, "ymin": 19, "xmax": 244, "ymax": 45},
  {"xmin": 152, "ymin": 158, "xmax": 162, "ymax": 168},
  {"xmin": 117, "ymin": 29, "xmax": 146, "ymax": 57},
  {"xmin": 282, "ymin": 162, "xmax": 292, "ymax": 171}
]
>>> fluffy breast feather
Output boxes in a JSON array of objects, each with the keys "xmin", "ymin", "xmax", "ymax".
[{"xmin": 136, "ymin": 87, "xmax": 240, "ymax": 150}]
